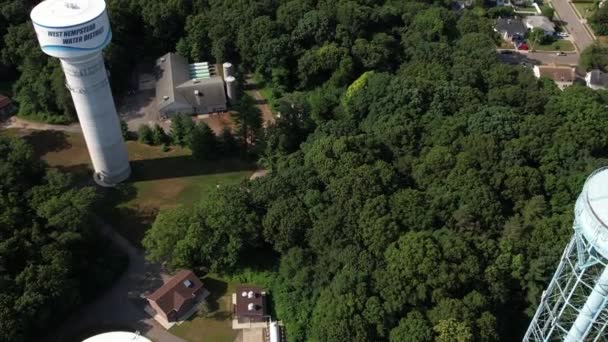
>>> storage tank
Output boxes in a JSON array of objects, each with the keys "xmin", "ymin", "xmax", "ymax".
[
  {"xmin": 30, "ymin": 0, "xmax": 130, "ymax": 186},
  {"xmin": 222, "ymin": 62, "xmax": 233, "ymax": 78},
  {"xmin": 225, "ymin": 76, "xmax": 237, "ymax": 104}
]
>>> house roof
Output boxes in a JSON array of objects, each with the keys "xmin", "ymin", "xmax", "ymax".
[
  {"xmin": 587, "ymin": 70, "xmax": 608, "ymax": 86},
  {"xmin": 235, "ymin": 286, "xmax": 266, "ymax": 318},
  {"xmin": 0, "ymin": 95, "xmax": 11, "ymax": 109},
  {"xmin": 155, "ymin": 52, "xmax": 226, "ymax": 112},
  {"xmin": 495, "ymin": 18, "xmax": 526, "ymax": 36},
  {"xmin": 536, "ymin": 66, "xmax": 576, "ymax": 83},
  {"xmin": 524, "ymin": 16, "xmax": 555, "ymax": 32},
  {"xmin": 147, "ymin": 270, "xmax": 203, "ymax": 315}
]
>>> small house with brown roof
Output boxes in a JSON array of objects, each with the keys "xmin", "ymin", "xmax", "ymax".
[
  {"xmin": 146, "ymin": 270, "xmax": 205, "ymax": 324},
  {"xmin": 533, "ymin": 65, "xmax": 576, "ymax": 90},
  {"xmin": 233, "ymin": 286, "xmax": 267, "ymax": 324},
  {"xmin": 0, "ymin": 95, "xmax": 15, "ymax": 118}
]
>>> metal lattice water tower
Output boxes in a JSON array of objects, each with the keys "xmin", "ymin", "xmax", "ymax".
[{"xmin": 525, "ymin": 168, "xmax": 608, "ymax": 341}]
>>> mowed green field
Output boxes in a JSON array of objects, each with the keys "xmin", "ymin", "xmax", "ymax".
[
  {"xmin": 170, "ymin": 276, "xmax": 239, "ymax": 342},
  {"xmin": 5, "ymin": 129, "xmax": 255, "ymax": 245}
]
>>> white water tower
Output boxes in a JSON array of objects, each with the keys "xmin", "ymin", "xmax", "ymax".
[
  {"xmin": 525, "ymin": 167, "xmax": 608, "ymax": 341},
  {"xmin": 31, "ymin": 0, "xmax": 130, "ymax": 186}
]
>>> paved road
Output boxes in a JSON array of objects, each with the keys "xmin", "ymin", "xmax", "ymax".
[
  {"xmin": 552, "ymin": 0, "xmax": 595, "ymax": 51},
  {"xmin": 498, "ymin": 51, "xmax": 579, "ymax": 66},
  {"xmin": 46, "ymin": 219, "xmax": 185, "ymax": 342}
]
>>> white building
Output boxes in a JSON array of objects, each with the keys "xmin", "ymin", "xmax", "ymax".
[{"xmin": 585, "ymin": 70, "xmax": 608, "ymax": 90}]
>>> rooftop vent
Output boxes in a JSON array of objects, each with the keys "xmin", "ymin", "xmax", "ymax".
[
  {"xmin": 241, "ymin": 291, "xmax": 248, "ymax": 297},
  {"xmin": 248, "ymin": 291, "xmax": 255, "ymax": 299},
  {"xmin": 193, "ymin": 79, "xmax": 200, "ymax": 84},
  {"xmin": 163, "ymin": 96, "xmax": 169, "ymax": 101},
  {"xmin": 248, "ymin": 303, "xmax": 256, "ymax": 311},
  {"xmin": 194, "ymin": 90, "xmax": 201, "ymax": 96},
  {"xmin": 183, "ymin": 279, "xmax": 193, "ymax": 288}
]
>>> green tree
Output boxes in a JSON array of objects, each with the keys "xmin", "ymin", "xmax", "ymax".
[
  {"xmin": 189, "ymin": 122, "xmax": 218, "ymax": 161},
  {"xmin": 580, "ymin": 44, "xmax": 608, "ymax": 72},
  {"xmin": 120, "ymin": 119, "xmax": 129, "ymax": 140},
  {"xmin": 170, "ymin": 113, "xmax": 195, "ymax": 147},
  {"xmin": 541, "ymin": 5, "xmax": 555, "ymax": 20},
  {"xmin": 138, "ymin": 124, "xmax": 153, "ymax": 145},
  {"xmin": 389, "ymin": 311, "xmax": 433, "ymax": 342},
  {"xmin": 151, "ymin": 124, "xmax": 168, "ymax": 146}
]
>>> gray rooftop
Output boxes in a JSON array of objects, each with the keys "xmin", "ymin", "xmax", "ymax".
[
  {"xmin": 588, "ymin": 70, "xmax": 608, "ymax": 87},
  {"xmin": 524, "ymin": 16, "xmax": 555, "ymax": 33},
  {"xmin": 495, "ymin": 18, "xmax": 526, "ymax": 37},
  {"xmin": 155, "ymin": 53, "xmax": 226, "ymax": 112}
]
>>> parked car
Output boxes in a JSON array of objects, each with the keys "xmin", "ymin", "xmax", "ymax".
[
  {"xmin": 556, "ymin": 52, "xmax": 567, "ymax": 56},
  {"xmin": 556, "ymin": 32, "xmax": 569, "ymax": 38}
]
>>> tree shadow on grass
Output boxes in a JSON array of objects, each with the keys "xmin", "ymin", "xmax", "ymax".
[
  {"xmin": 129, "ymin": 156, "xmax": 254, "ymax": 182},
  {"xmin": 23, "ymin": 130, "xmax": 71, "ymax": 157},
  {"xmin": 202, "ymin": 277, "xmax": 229, "ymax": 313}
]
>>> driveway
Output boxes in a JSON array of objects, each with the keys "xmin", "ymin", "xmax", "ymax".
[
  {"xmin": 45, "ymin": 219, "xmax": 185, "ymax": 342},
  {"xmin": 117, "ymin": 90, "xmax": 159, "ymax": 132},
  {"xmin": 552, "ymin": 0, "xmax": 595, "ymax": 51}
]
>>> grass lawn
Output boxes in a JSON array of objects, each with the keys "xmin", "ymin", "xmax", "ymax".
[
  {"xmin": 534, "ymin": 39, "xmax": 576, "ymax": 51},
  {"xmin": 574, "ymin": 2, "xmax": 597, "ymax": 18},
  {"xmin": 170, "ymin": 276, "xmax": 240, "ymax": 342},
  {"xmin": 6, "ymin": 129, "xmax": 256, "ymax": 246}
]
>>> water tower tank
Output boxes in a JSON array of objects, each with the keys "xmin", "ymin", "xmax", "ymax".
[
  {"xmin": 525, "ymin": 167, "xmax": 608, "ymax": 341},
  {"xmin": 30, "ymin": 0, "xmax": 130, "ymax": 186},
  {"xmin": 225, "ymin": 76, "xmax": 237, "ymax": 104}
]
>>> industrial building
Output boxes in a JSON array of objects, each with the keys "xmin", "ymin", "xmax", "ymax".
[
  {"xmin": 155, "ymin": 52, "xmax": 231, "ymax": 117},
  {"xmin": 30, "ymin": 0, "xmax": 130, "ymax": 186}
]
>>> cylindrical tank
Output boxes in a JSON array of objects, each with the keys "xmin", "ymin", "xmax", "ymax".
[
  {"xmin": 223, "ymin": 62, "xmax": 233, "ymax": 78},
  {"xmin": 225, "ymin": 76, "xmax": 237, "ymax": 104},
  {"xmin": 31, "ymin": 0, "xmax": 130, "ymax": 186},
  {"xmin": 269, "ymin": 321, "xmax": 281, "ymax": 342}
]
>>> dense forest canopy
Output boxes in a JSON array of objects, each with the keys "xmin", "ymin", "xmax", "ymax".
[
  {"xmin": 0, "ymin": 135, "xmax": 126, "ymax": 342},
  {"xmin": 3, "ymin": 0, "xmax": 608, "ymax": 341}
]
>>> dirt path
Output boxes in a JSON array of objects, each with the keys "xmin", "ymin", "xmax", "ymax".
[
  {"xmin": 244, "ymin": 75, "xmax": 275, "ymax": 128},
  {"xmin": 46, "ymin": 219, "xmax": 185, "ymax": 342},
  {"xmin": 2, "ymin": 116, "xmax": 82, "ymax": 133}
]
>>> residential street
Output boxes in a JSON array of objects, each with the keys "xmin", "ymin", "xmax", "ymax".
[
  {"xmin": 498, "ymin": 50, "xmax": 579, "ymax": 66},
  {"xmin": 527, "ymin": 51, "xmax": 579, "ymax": 65},
  {"xmin": 45, "ymin": 219, "xmax": 185, "ymax": 342},
  {"xmin": 552, "ymin": 0, "xmax": 595, "ymax": 51}
]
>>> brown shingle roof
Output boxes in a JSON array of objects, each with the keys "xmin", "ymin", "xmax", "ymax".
[
  {"xmin": 235, "ymin": 286, "xmax": 266, "ymax": 318},
  {"xmin": 538, "ymin": 66, "xmax": 575, "ymax": 83},
  {"xmin": 0, "ymin": 95, "xmax": 11, "ymax": 109},
  {"xmin": 147, "ymin": 270, "xmax": 203, "ymax": 315}
]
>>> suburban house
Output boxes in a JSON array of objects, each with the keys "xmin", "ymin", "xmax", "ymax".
[
  {"xmin": 146, "ymin": 270, "xmax": 206, "ymax": 325},
  {"xmin": 451, "ymin": 0, "xmax": 473, "ymax": 10},
  {"xmin": 585, "ymin": 70, "xmax": 608, "ymax": 90},
  {"xmin": 533, "ymin": 65, "xmax": 576, "ymax": 90},
  {"xmin": 0, "ymin": 95, "xmax": 15, "ymax": 118},
  {"xmin": 233, "ymin": 286, "xmax": 268, "ymax": 325},
  {"xmin": 494, "ymin": 18, "xmax": 527, "ymax": 40},
  {"xmin": 524, "ymin": 16, "xmax": 556, "ymax": 35},
  {"xmin": 155, "ymin": 52, "xmax": 227, "ymax": 118}
]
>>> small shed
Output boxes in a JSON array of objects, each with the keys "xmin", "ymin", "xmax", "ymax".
[{"xmin": 234, "ymin": 286, "xmax": 267, "ymax": 324}]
